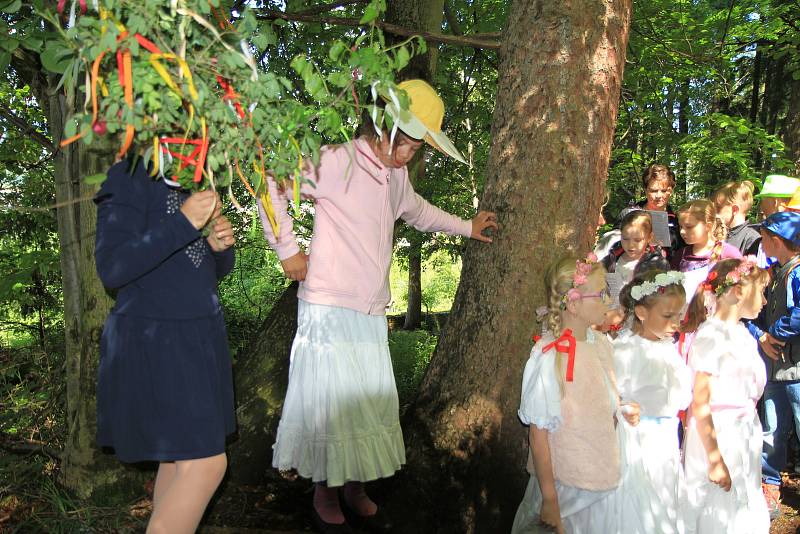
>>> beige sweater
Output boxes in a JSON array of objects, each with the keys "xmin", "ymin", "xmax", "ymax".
[{"xmin": 547, "ymin": 335, "xmax": 621, "ymax": 491}]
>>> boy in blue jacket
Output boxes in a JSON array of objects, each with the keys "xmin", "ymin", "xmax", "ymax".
[{"xmin": 755, "ymin": 211, "xmax": 800, "ymax": 519}]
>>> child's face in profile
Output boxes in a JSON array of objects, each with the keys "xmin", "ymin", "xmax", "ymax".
[
  {"xmin": 759, "ymin": 228, "xmax": 776, "ymax": 257},
  {"xmin": 678, "ymin": 214, "xmax": 710, "ymax": 246},
  {"xmin": 738, "ymin": 280, "xmax": 767, "ymax": 320},
  {"xmin": 715, "ymin": 202, "xmax": 735, "ymax": 228},
  {"xmin": 634, "ymin": 293, "xmax": 684, "ymax": 341},
  {"xmin": 760, "ymin": 197, "xmax": 787, "ymax": 218},
  {"xmin": 620, "ymin": 223, "xmax": 651, "ymax": 261}
]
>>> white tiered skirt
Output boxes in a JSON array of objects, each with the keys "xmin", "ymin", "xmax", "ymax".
[{"xmin": 271, "ymin": 300, "xmax": 406, "ymax": 487}]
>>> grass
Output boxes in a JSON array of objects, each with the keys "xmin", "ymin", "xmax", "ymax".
[{"xmin": 389, "ymin": 329, "xmax": 438, "ymax": 407}]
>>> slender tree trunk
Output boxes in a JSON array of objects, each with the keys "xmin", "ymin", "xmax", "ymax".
[
  {"xmin": 404, "ymin": 239, "xmax": 424, "ymax": 329},
  {"xmin": 39, "ymin": 83, "xmax": 142, "ymax": 501},
  {"xmin": 397, "ymin": 0, "xmax": 632, "ymax": 531},
  {"xmin": 786, "ymin": 73, "xmax": 800, "ymax": 174},
  {"xmin": 678, "ymin": 78, "xmax": 690, "ymax": 190},
  {"xmin": 385, "ymin": 0, "xmax": 445, "ymax": 331},
  {"xmin": 750, "ymin": 44, "xmax": 762, "ymax": 125},
  {"xmin": 766, "ymin": 54, "xmax": 786, "ymax": 136},
  {"xmin": 403, "ymin": 148, "xmax": 427, "ymax": 330}
]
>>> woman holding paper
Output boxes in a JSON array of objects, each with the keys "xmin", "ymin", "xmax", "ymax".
[{"xmin": 635, "ymin": 164, "xmax": 685, "ymax": 260}]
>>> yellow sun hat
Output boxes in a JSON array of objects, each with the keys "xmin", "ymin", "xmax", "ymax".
[{"xmin": 383, "ymin": 79, "xmax": 466, "ymax": 164}]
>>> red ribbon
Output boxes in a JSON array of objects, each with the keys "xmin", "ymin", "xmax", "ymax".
[{"xmin": 541, "ymin": 328, "xmax": 577, "ymax": 382}]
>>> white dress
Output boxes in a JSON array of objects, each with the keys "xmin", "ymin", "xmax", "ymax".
[
  {"xmin": 511, "ymin": 329, "xmax": 622, "ymax": 534},
  {"xmin": 683, "ymin": 318, "xmax": 769, "ymax": 534},
  {"xmin": 613, "ymin": 332, "xmax": 693, "ymax": 534},
  {"xmin": 271, "ymin": 300, "xmax": 405, "ymax": 487}
]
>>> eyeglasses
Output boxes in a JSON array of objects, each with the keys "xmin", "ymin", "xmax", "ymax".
[{"xmin": 577, "ymin": 288, "xmax": 611, "ymax": 302}]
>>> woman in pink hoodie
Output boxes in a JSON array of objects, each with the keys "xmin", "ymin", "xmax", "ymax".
[{"xmin": 259, "ymin": 80, "xmax": 497, "ymax": 532}]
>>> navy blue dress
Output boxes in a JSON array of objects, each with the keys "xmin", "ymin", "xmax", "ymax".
[{"xmin": 95, "ymin": 160, "xmax": 236, "ymax": 462}]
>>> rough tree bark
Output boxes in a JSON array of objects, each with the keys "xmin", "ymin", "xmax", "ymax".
[
  {"xmin": 226, "ymin": 283, "xmax": 298, "ymax": 483},
  {"xmin": 32, "ymin": 75, "xmax": 143, "ymax": 501},
  {"xmin": 395, "ymin": 0, "xmax": 632, "ymax": 531}
]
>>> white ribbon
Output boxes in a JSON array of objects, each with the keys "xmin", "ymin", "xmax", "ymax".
[{"xmin": 369, "ymin": 81, "xmax": 382, "ymax": 139}]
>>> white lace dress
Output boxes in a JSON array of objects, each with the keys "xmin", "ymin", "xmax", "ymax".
[{"xmin": 613, "ymin": 332, "xmax": 693, "ymax": 534}]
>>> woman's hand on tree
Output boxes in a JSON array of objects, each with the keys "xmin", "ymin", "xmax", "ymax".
[
  {"xmin": 180, "ymin": 190, "xmax": 219, "ymax": 230},
  {"xmin": 708, "ymin": 458, "xmax": 732, "ymax": 491},
  {"xmin": 471, "ymin": 211, "xmax": 498, "ymax": 243},
  {"xmin": 281, "ymin": 252, "xmax": 309, "ymax": 281},
  {"xmin": 207, "ymin": 213, "xmax": 235, "ymax": 252}
]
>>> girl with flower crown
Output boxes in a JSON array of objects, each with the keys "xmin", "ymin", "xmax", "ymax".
[
  {"xmin": 613, "ymin": 269, "xmax": 692, "ymax": 534},
  {"xmin": 512, "ymin": 254, "xmax": 639, "ymax": 534},
  {"xmin": 680, "ymin": 258, "xmax": 770, "ymax": 533},
  {"xmin": 672, "ymin": 200, "xmax": 742, "ymax": 304}
]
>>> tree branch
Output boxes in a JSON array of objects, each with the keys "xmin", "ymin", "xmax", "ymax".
[
  {"xmin": 444, "ymin": 1, "xmax": 463, "ymax": 36},
  {"xmin": 0, "ymin": 105, "xmax": 54, "ymax": 153},
  {"xmin": 255, "ymin": 10, "xmax": 501, "ymax": 50},
  {"xmin": 294, "ymin": 0, "xmax": 369, "ymax": 16},
  {"xmin": 0, "ymin": 436, "xmax": 63, "ymax": 459}
]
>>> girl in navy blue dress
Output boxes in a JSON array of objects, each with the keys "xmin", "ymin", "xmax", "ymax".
[{"xmin": 94, "ymin": 159, "xmax": 236, "ymax": 533}]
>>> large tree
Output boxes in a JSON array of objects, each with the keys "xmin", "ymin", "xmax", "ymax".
[
  {"xmin": 7, "ymin": 35, "xmax": 141, "ymax": 500},
  {"xmin": 396, "ymin": 0, "xmax": 632, "ymax": 531}
]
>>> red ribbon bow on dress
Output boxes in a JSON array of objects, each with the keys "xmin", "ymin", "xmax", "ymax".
[{"xmin": 534, "ymin": 328, "xmax": 577, "ymax": 382}]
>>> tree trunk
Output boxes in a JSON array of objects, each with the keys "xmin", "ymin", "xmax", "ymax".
[
  {"xmin": 786, "ymin": 73, "xmax": 800, "ymax": 174},
  {"xmin": 42, "ymin": 85, "xmax": 144, "ymax": 502},
  {"xmin": 750, "ymin": 44, "xmax": 762, "ymax": 125},
  {"xmin": 766, "ymin": 53, "xmax": 786, "ymax": 136},
  {"xmin": 397, "ymin": 0, "xmax": 632, "ymax": 531},
  {"xmin": 384, "ymin": 0, "xmax": 445, "ymax": 331},
  {"xmin": 404, "ymin": 240, "xmax": 423, "ymax": 329},
  {"xmin": 226, "ymin": 283, "xmax": 298, "ymax": 484}
]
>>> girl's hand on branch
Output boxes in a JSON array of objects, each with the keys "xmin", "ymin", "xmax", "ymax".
[
  {"xmin": 281, "ymin": 252, "xmax": 309, "ymax": 281},
  {"xmin": 181, "ymin": 190, "xmax": 219, "ymax": 230},
  {"xmin": 471, "ymin": 211, "xmax": 498, "ymax": 243},
  {"xmin": 207, "ymin": 214, "xmax": 236, "ymax": 252}
]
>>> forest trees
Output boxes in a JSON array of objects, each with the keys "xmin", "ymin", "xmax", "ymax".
[{"xmin": 1, "ymin": 0, "xmax": 799, "ymax": 529}]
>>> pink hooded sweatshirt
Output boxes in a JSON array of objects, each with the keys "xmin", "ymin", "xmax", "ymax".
[{"xmin": 258, "ymin": 137, "xmax": 472, "ymax": 316}]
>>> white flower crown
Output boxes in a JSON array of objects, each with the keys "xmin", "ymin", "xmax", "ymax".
[{"xmin": 630, "ymin": 271, "xmax": 685, "ymax": 301}]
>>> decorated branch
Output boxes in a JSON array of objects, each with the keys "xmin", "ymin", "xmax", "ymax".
[{"xmin": 35, "ymin": 0, "xmax": 424, "ymax": 233}]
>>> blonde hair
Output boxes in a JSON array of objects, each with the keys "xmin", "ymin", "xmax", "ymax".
[
  {"xmin": 682, "ymin": 258, "xmax": 769, "ymax": 333},
  {"xmin": 541, "ymin": 256, "xmax": 606, "ymax": 395},
  {"xmin": 677, "ymin": 199, "xmax": 728, "ymax": 242},
  {"xmin": 713, "ymin": 181, "xmax": 756, "ymax": 212}
]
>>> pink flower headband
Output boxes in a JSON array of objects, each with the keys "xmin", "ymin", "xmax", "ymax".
[
  {"xmin": 561, "ymin": 252, "xmax": 599, "ymax": 309},
  {"xmin": 701, "ymin": 255, "xmax": 759, "ymax": 297}
]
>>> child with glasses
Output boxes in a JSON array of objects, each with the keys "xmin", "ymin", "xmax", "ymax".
[{"xmin": 512, "ymin": 254, "xmax": 638, "ymax": 534}]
